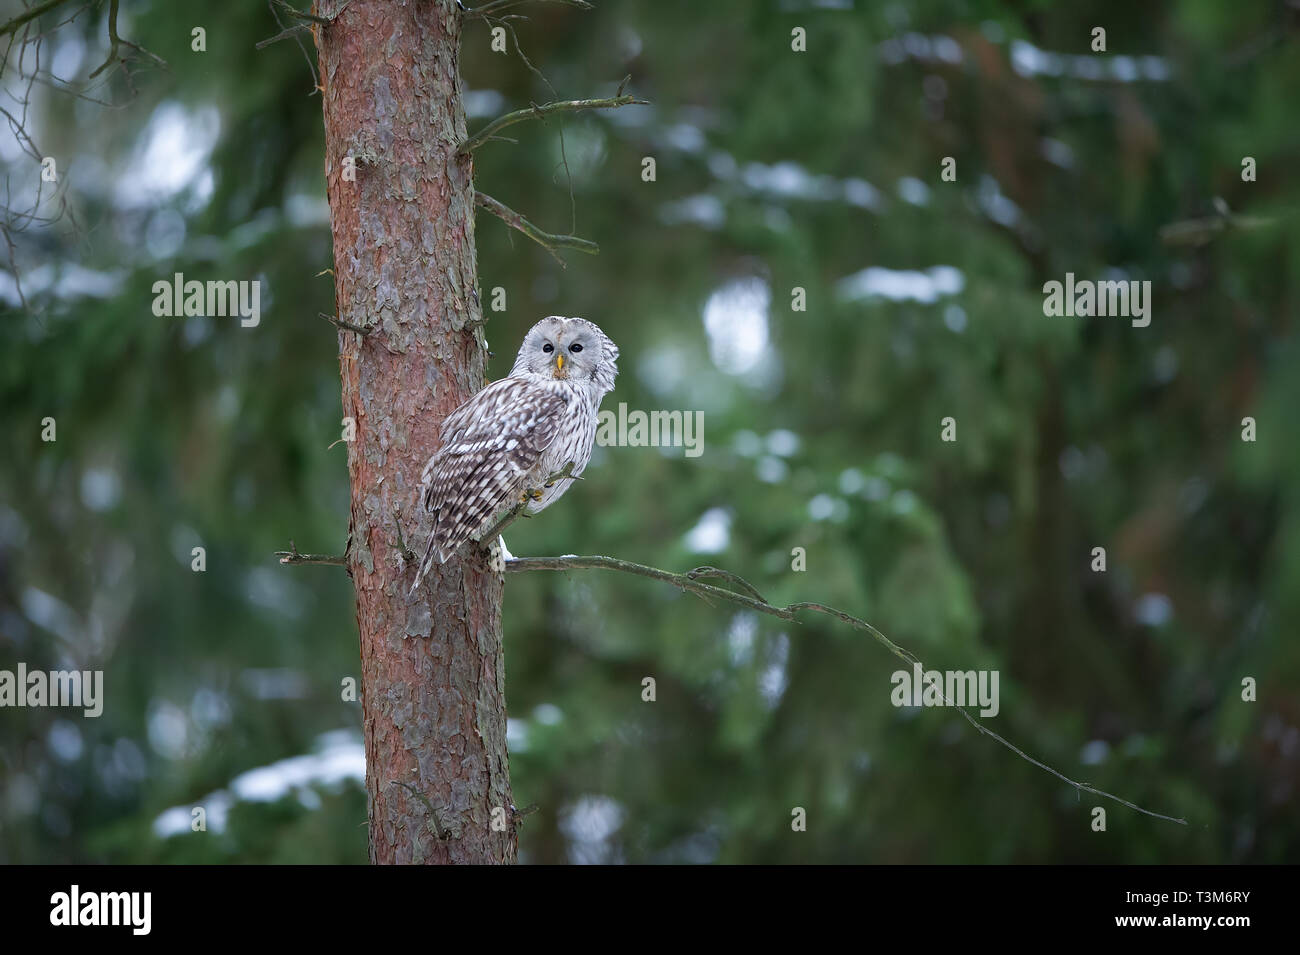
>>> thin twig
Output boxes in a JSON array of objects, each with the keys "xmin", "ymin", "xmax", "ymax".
[
  {"xmin": 493, "ymin": 13, "xmax": 553, "ymax": 97},
  {"xmin": 463, "ymin": 0, "xmax": 592, "ymax": 20},
  {"xmin": 503, "ymin": 554, "xmax": 1190, "ymax": 827},
  {"xmin": 1159, "ymin": 209, "xmax": 1279, "ymax": 246},
  {"xmin": 265, "ymin": 0, "xmax": 320, "ymax": 91},
  {"xmin": 255, "ymin": 22, "xmax": 312, "ymax": 50},
  {"xmin": 687, "ymin": 566, "xmax": 769, "ymax": 603},
  {"xmin": 269, "ymin": 0, "xmax": 333, "ymax": 24},
  {"xmin": 474, "ymin": 191, "xmax": 598, "ymax": 264},
  {"xmin": 319, "ymin": 311, "xmax": 372, "ymax": 335},
  {"xmin": 275, "ymin": 541, "xmax": 347, "ymax": 566},
  {"xmin": 388, "ymin": 781, "xmax": 454, "ymax": 840},
  {"xmin": 88, "ymin": 0, "xmax": 167, "ymax": 78},
  {"xmin": 460, "ymin": 93, "xmax": 648, "ymax": 153},
  {"xmin": 0, "ymin": 0, "xmax": 66, "ymax": 40}
]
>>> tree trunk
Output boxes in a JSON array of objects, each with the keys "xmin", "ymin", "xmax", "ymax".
[{"xmin": 314, "ymin": 0, "xmax": 515, "ymax": 864}]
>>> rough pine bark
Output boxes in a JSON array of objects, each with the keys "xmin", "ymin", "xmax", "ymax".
[{"xmin": 314, "ymin": 0, "xmax": 515, "ymax": 864}]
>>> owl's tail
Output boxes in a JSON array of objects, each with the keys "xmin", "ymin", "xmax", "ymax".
[{"xmin": 409, "ymin": 505, "xmax": 505, "ymax": 596}]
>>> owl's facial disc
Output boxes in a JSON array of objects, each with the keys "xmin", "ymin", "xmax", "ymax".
[{"xmin": 513, "ymin": 316, "xmax": 614, "ymax": 390}]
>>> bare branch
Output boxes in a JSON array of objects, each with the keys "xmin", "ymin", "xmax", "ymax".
[
  {"xmin": 0, "ymin": 0, "xmax": 66, "ymax": 40},
  {"xmin": 388, "ymin": 781, "xmax": 455, "ymax": 840},
  {"xmin": 488, "ymin": 13, "xmax": 555, "ymax": 97},
  {"xmin": 264, "ymin": 0, "xmax": 320, "ymax": 91},
  {"xmin": 463, "ymin": 0, "xmax": 592, "ymax": 19},
  {"xmin": 319, "ymin": 311, "xmax": 372, "ymax": 335},
  {"xmin": 686, "ymin": 566, "xmax": 769, "ymax": 603},
  {"xmin": 1159, "ymin": 199, "xmax": 1279, "ymax": 247},
  {"xmin": 276, "ymin": 540, "xmax": 347, "ymax": 566},
  {"xmin": 503, "ymin": 553, "xmax": 1190, "ymax": 827},
  {"xmin": 474, "ymin": 190, "xmax": 598, "ymax": 264},
  {"xmin": 258, "ymin": 0, "xmax": 351, "ymax": 49},
  {"xmin": 269, "ymin": 0, "xmax": 333, "ymax": 24},
  {"xmin": 88, "ymin": 0, "xmax": 167, "ymax": 79},
  {"xmin": 255, "ymin": 22, "xmax": 312, "ymax": 50},
  {"xmin": 460, "ymin": 92, "xmax": 648, "ymax": 153}
]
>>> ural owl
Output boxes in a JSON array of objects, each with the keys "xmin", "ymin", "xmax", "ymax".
[{"xmin": 409, "ymin": 316, "xmax": 619, "ymax": 594}]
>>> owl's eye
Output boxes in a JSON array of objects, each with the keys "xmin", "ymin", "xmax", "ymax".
[
  {"xmin": 542, "ymin": 343, "xmax": 554, "ymax": 353},
  {"xmin": 569, "ymin": 343, "xmax": 583, "ymax": 353}
]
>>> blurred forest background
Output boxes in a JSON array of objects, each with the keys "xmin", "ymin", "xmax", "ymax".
[{"xmin": 1, "ymin": 0, "xmax": 1298, "ymax": 864}]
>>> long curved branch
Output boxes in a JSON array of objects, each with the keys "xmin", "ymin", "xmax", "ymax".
[
  {"xmin": 474, "ymin": 190, "xmax": 598, "ymax": 263},
  {"xmin": 275, "ymin": 541, "xmax": 1189, "ymax": 826},
  {"xmin": 459, "ymin": 92, "xmax": 647, "ymax": 153},
  {"xmin": 502, "ymin": 554, "xmax": 1190, "ymax": 827}
]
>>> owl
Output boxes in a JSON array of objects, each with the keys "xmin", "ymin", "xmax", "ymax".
[{"xmin": 408, "ymin": 316, "xmax": 619, "ymax": 594}]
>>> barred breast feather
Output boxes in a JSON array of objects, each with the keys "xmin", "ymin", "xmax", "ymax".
[{"xmin": 409, "ymin": 378, "xmax": 586, "ymax": 593}]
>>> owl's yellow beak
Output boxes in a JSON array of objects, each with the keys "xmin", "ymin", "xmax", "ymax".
[{"xmin": 553, "ymin": 353, "xmax": 567, "ymax": 378}]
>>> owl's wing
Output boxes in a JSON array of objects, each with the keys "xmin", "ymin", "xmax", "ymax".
[{"xmin": 410, "ymin": 378, "xmax": 568, "ymax": 590}]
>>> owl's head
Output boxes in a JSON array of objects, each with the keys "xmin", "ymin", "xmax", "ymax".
[{"xmin": 510, "ymin": 316, "xmax": 619, "ymax": 397}]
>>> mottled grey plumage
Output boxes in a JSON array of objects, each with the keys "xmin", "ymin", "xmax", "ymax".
[{"xmin": 409, "ymin": 317, "xmax": 618, "ymax": 594}]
